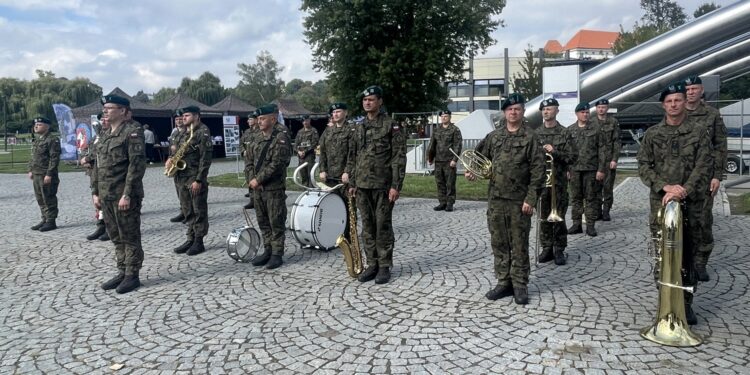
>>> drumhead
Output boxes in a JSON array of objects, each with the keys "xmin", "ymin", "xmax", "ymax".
[
  {"xmin": 227, "ymin": 227, "xmax": 262, "ymax": 263},
  {"xmin": 290, "ymin": 190, "xmax": 346, "ymax": 248}
]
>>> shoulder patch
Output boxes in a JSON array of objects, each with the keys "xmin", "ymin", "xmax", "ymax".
[{"xmin": 130, "ymin": 132, "xmax": 140, "ymax": 138}]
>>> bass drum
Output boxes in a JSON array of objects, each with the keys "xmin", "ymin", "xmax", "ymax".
[
  {"xmin": 290, "ymin": 190, "xmax": 346, "ymax": 249},
  {"xmin": 226, "ymin": 226, "xmax": 263, "ymax": 262}
]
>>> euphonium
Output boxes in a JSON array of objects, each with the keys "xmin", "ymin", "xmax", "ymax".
[
  {"xmin": 544, "ymin": 153, "xmax": 563, "ymax": 222},
  {"xmin": 450, "ymin": 147, "xmax": 492, "ymax": 179},
  {"xmin": 336, "ymin": 194, "xmax": 363, "ymax": 278},
  {"xmin": 164, "ymin": 125, "xmax": 194, "ymax": 177},
  {"xmin": 640, "ymin": 200, "xmax": 702, "ymax": 347}
]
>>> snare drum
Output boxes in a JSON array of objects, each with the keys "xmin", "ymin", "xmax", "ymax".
[
  {"xmin": 289, "ymin": 190, "xmax": 346, "ymax": 249},
  {"xmin": 226, "ymin": 226, "xmax": 262, "ymax": 262}
]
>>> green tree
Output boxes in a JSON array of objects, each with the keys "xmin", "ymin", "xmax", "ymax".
[
  {"xmin": 612, "ymin": 22, "xmax": 661, "ymax": 55},
  {"xmin": 152, "ymin": 87, "xmax": 177, "ymax": 105},
  {"xmin": 235, "ymin": 51, "xmax": 285, "ymax": 107},
  {"xmin": 302, "ymin": 0, "xmax": 506, "ymax": 114},
  {"xmin": 179, "ymin": 71, "xmax": 226, "ymax": 105},
  {"xmin": 639, "ymin": 0, "xmax": 687, "ymax": 30},
  {"xmin": 720, "ymin": 75, "xmax": 750, "ymax": 101},
  {"xmin": 133, "ymin": 90, "xmax": 150, "ymax": 103},
  {"xmin": 694, "ymin": 2, "xmax": 720, "ymax": 18},
  {"xmin": 511, "ymin": 46, "xmax": 543, "ymax": 99},
  {"xmin": 285, "ymin": 78, "xmax": 308, "ymax": 96}
]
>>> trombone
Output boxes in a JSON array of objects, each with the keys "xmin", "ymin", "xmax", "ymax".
[{"xmin": 535, "ymin": 152, "xmax": 563, "ymax": 264}]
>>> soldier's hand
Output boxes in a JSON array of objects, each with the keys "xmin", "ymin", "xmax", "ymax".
[
  {"xmin": 319, "ymin": 171, "xmax": 327, "ymax": 181},
  {"xmin": 28, "ymin": 172, "xmax": 32, "ymax": 180},
  {"xmin": 567, "ymin": 171, "xmax": 571, "ymax": 180},
  {"xmin": 249, "ymin": 178, "xmax": 260, "ymax": 190},
  {"xmin": 92, "ymin": 195, "xmax": 101, "ymax": 210},
  {"xmin": 388, "ymin": 188, "xmax": 399, "ymax": 203},
  {"xmin": 348, "ymin": 187, "xmax": 356, "ymax": 198},
  {"xmin": 595, "ymin": 171, "xmax": 605, "ymax": 181},
  {"xmin": 341, "ymin": 173, "xmax": 349, "ymax": 184},
  {"xmin": 43, "ymin": 176, "xmax": 51, "ymax": 185},
  {"xmin": 710, "ymin": 178, "xmax": 720, "ymax": 197},
  {"xmin": 465, "ymin": 171, "xmax": 476, "ymax": 181},
  {"xmin": 521, "ymin": 202, "xmax": 533, "ymax": 215},
  {"xmin": 191, "ymin": 181, "xmax": 202, "ymax": 195},
  {"xmin": 609, "ymin": 161, "xmax": 617, "ymax": 170},
  {"xmin": 543, "ymin": 144, "xmax": 554, "ymax": 153},
  {"xmin": 165, "ymin": 158, "xmax": 173, "ymax": 168},
  {"xmin": 663, "ymin": 184, "xmax": 687, "ymax": 199},
  {"xmin": 449, "ymin": 160, "xmax": 457, "ymax": 168},
  {"xmin": 662, "ymin": 192, "xmax": 682, "ymax": 206},
  {"xmin": 298, "ymin": 151, "xmax": 305, "ymax": 158},
  {"xmin": 118, "ymin": 196, "xmax": 130, "ymax": 211}
]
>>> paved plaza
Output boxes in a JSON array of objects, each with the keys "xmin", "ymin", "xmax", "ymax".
[{"xmin": 1, "ymin": 160, "xmax": 749, "ymax": 374}]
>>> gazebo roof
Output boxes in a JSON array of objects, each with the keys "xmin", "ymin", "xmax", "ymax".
[
  {"xmin": 158, "ymin": 93, "xmax": 222, "ymax": 116},
  {"xmin": 71, "ymin": 87, "xmax": 171, "ymax": 119},
  {"xmin": 272, "ymin": 98, "xmax": 313, "ymax": 118},
  {"xmin": 211, "ymin": 94, "xmax": 256, "ymax": 115}
]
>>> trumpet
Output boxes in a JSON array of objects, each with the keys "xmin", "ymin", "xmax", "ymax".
[
  {"xmin": 450, "ymin": 148, "xmax": 492, "ymax": 179},
  {"xmin": 544, "ymin": 153, "xmax": 563, "ymax": 222}
]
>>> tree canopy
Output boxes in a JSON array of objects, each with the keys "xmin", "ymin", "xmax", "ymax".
[
  {"xmin": 178, "ymin": 71, "xmax": 226, "ymax": 106},
  {"xmin": 234, "ymin": 50, "xmax": 286, "ymax": 107},
  {"xmin": 694, "ymin": 2, "xmax": 720, "ymax": 18},
  {"xmin": 512, "ymin": 46, "xmax": 543, "ymax": 100},
  {"xmin": 301, "ymin": 0, "xmax": 506, "ymax": 114}
]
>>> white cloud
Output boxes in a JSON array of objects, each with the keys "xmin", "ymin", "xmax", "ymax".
[{"xmin": 98, "ymin": 49, "xmax": 126, "ymax": 59}]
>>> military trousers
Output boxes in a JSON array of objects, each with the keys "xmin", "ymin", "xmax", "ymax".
[
  {"xmin": 696, "ymin": 191, "xmax": 715, "ymax": 267},
  {"xmin": 32, "ymin": 174, "xmax": 59, "ymax": 220},
  {"xmin": 357, "ymin": 188, "xmax": 395, "ymax": 267},
  {"xmin": 173, "ymin": 177, "xmax": 188, "ymax": 218},
  {"xmin": 244, "ymin": 166, "xmax": 255, "ymax": 202},
  {"xmin": 569, "ymin": 170, "xmax": 601, "ymax": 222},
  {"xmin": 298, "ymin": 154, "xmax": 316, "ymax": 187},
  {"xmin": 434, "ymin": 161, "xmax": 457, "ymax": 205},
  {"xmin": 102, "ymin": 197, "xmax": 144, "ymax": 275},
  {"xmin": 487, "ymin": 198, "xmax": 531, "ymax": 287},
  {"xmin": 254, "ymin": 189, "xmax": 287, "ymax": 255},
  {"xmin": 539, "ymin": 185, "xmax": 568, "ymax": 249},
  {"xmin": 177, "ymin": 177, "xmax": 209, "ymax": 240},
  {"xmin": 602, "ymin": 168, "xmax": 617, "ymax": 210}
]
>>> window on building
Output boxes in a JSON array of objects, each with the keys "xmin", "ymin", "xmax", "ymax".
[
  {"xmin": 447, "ymin": 101, "xmax": 470, "ymax": 112},
  {"xmin": 474, "ymin": 100, "xmax": 500, "ymax": 110},
  {"xmin": 447, "ymin": 82, "xmax": 470, "ymax": 98},
  {"xmin": 489, "ymin": 79, "xmax": 504, "ymax": 96}
]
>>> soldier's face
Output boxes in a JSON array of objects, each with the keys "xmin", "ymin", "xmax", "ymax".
[
  {"xmin": 542, "ymin": 106, "xmax": 558, "ymax": 121},
  {"xmin": 303, "ymin": 119, "xmax": 311, "ymax": 127},
  {"xmin": 686, "ymin": 84, "xmax": 703, "ymax": 104},
  {"xmin": 103, "ymin": 104, "xmax": 126, "ymax": 123},
  {"xmin": 362, "ymin": 95, "xmax": 382, "ymax": 113},
  {"xmin": 33, "ymin": 123, "xmax": 49, "ymax": 134},
  {"xmin": 331, "ymin": 109, "xmax": 346, "ymax": 123},
  {"xmin": 247, "ymin": 118, "xmax": 256, "ymax": 127},
  {"xmin": 503, "ymin": 104, "xmax": 523, "ymax": 124},
  {"xmin": 662, "ymin": 93, "xmax": 687, "ymax": 117},
  {"xmin": 440, "ymin": 114, "xmax": 451, "ymax": 124},
  {"xmin": 596, "ymin": 104, "xmax": 608, "ymax": 116},
  {"xmin": 258, "ymin": 114, "xmax": 274, "ymax": 130},
  {"xmin": 175, "ymin": 117, "xmax": 184, "ymax": 127},
  {"xmin": 183, "ymin": 112, "xmax": 197, "ymax": 126},
  {"xmin": 576, "ymin": 110, "xmax": 589, "ymax": 122}
]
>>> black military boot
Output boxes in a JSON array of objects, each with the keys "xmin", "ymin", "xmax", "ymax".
[
  {"xmin": 173, "ymin": 239, "xmax": 193, "ymax": 254},
  {"xmin": 31, "ymin": 220, "xmax": 46, "ymax": 230},
  {"xmin": 554, "ymin": 247, "xmax": 567, "ymax": 265},
  {"xmin": 169, "ymin": 213, "xmax": 185, "ymax": 223},
  {"xmin": 433, "ymin": 203, "xmax": 446, "ymax": 211},
  {"xmin": 374, "ymin": 267, "xmax": 391, "ymax": 284},
  {"xmin": 265, "ymin": 254, "xmax": 283, "ymax": 269},
  {"xmin": 586, "ymin": 224, "xmax": 598, "ymax": 237},
  {"xmin": 601, "ymin": 207, "xmax": 611, "ymax": 221},
  {"xmin": 39, "ymin": 220, "xmax": 57, "ymax": 232},
  {"xmin": 513, "ymin": 285, "xmax": 529, "ymax": 305},
  {"xmin": 99, "ymin": 231, "xmax": 110, "ymax": 241},
  {"xmin": 538, "ymin": 247, "xmax": 554, "ymax": 263},
  {"xmin": 101, "ymin": 273, "xmax": 125, "ymax": 290},
  {"xmin": 358, "ymin": 264, "xmax": 379, "ymax": 282},
  {"xmin": 87, "ymin": 223, "xmax": 106, "ymax": 240},
  {"xmin": 696, "ymin": 263, "xmax": 710, "ymax": 282},
  {"xmin": 186, "ymin": 237, "xmax": 206, "ymax": 256},
  {"xmin": 243, "ymin": 201, "xmax": 254, "ymax": 209},
  {"xmin": 567, "ymin": 221, "xmax": 582, "ymax": 234},
  {"xmin": 252, "ymin": 248, "xmax": 272, "ymax": 266},
  {"xmin": 116, "ymin": 272, "xmax": 141, "ymax": 294},
  {"xmin": 685, "ymin": 303, "xmax": 697, "ymax": 325},
  {"xmin": 485, "ymin": 283, "xmax": 513, "ymax": 300},
  {"xmin": 445, "ymin": 203, "xmax": 454, "ymax": 212}
]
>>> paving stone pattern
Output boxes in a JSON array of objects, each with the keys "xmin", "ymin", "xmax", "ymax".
[{"xmin": 1, "ymin": 161, "xmax": 749, "ymax": 374}]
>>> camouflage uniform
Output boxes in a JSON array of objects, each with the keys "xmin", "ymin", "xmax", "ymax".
[
  {"xmin": 28, "ymin": 131, "xmax": 61, "ymax": 223},
  {"xmin": 319, "ymin": 122, "xmax": 355, "ymax": 185},
  {"xmin": 568, "ymin": 121, "xmax": 607, "ymax": 224},
  {"xmin": 248, "ymin": 128, "xmax": 292, "ymax": 256},
  {"xmin": 427, "ymin": 123, "xmax": 462, "ymax": 208},
  {"xmin": 294, "ymin": 126, "xmax": 319, "ymax": 187},
  {"xmin": 348, "ymin": 112, "xmax": 407, "ymax": 267},
  {"xmin": 170, "ymin": 127, "xmax": 189, "ymax": 218},
  {"xmin": 536, "ymin": 121, "xmax": 577, "ymax": 251},
  {"xmin": 241, "ymin": 125, "xmax": 259, "ymax": 203},
  {"xmin": 175, "ymin": 123, "xmax": 213, "ymax": 241},
  {"xmin": 475, "ymin": 121, "xmax": 545, "ymax": 288},
  {"xmin": 92, "ymin": 120, "xmax": 146, "ymax": 276},
  {"xmin": 637, "ymin": 116, "xmax": 712, "ymax": 307},
  {"xmin": 591, "ymin": 115, "xmax": 620, "ymax": 215},
  {"xmin": 687, "ymin": 102, "xmax": 727, "ymax": 269}
]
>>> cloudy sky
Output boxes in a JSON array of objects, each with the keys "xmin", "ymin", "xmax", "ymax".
[{"xmin": 0, "ymin": 0, "xmax": 738, "ymax": 96}]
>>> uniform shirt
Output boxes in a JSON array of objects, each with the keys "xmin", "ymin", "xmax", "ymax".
[
  {"xmin": 241, "ymin": 126, "xmax": 259, "ymax": 167},
  {"xmin": 568, "ymin": 121, "xmax": 608, "ymax": 172},
  {"xmin": 475, "ymin": 122, "xmax": 545, "ymax": 204},
  {"xmin": 92, "ymin": 120, "xmax": 146, "ymax": 200},
  {"xmin": 248, "ymin": 129, "xmax": 292, "ymax": 190},
  {"xmin": 687, "ymin": 102, "xmax": 728, "ymax": 181},
  {"xmin": 637, "ymin": 117, "xmax": 712, "ymax": 202},
  {"xmin": 535, "ymin": 121, "xmax": 577, "ymax": 183},
  {"xmin": 319, "ymin": 122, "xmax": 355, "ymax": 179},
  {"xmin": 28, "ymin": 132, "xmax": 61, "ymax": 176},
  {"xmin": 591, "ymin": 115, "xmax": 621, "ymax": 163},
  {"xmin": 176, "ymin": 123, "xmax": 212, "ymax": 183},
  {"xmin": 170, "ymin": 128, "xmax": 186, "ymax": 155},
  {"xmin": 427, "ymin": 123, "xmax": 462, "ymax": 163},
  {"xmin": 294, "ymin": 126, "xmax": 319, "ymax": 158},
  {"xmin": 348, "ymin": 112, "xmax": 407, "ymax": 190}
]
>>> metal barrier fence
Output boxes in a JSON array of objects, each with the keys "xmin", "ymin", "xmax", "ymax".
[{"xmin": 410, "ymin": 138, "xmax": 482, "ymax": 175}]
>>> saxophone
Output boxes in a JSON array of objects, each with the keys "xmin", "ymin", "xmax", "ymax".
[
  {"xmin": 336, "ymin": 194, "xmax": 363, "ymax": 278},
  {"xmin": 164, "ymin": 125, "xmax": 194, "ymax": 177}
]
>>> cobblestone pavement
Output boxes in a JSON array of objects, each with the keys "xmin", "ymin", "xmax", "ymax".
[{"xmin": 2, "ymin": 161, "xmax": 749, "ymax": 374}]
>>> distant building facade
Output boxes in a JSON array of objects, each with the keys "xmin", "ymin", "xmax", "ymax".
[{"xmin": 545, "ymin": 29, "xmax": 619, "ymax": 60}]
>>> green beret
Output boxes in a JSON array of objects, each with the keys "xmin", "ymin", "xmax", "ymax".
[
  {"xmin": 361, "ymin": 85, "xmax": 383, "ymax": 98},
  {"xmin": 594, "ymin": 98, "xmax": 609, "ymax": 106},
  {"xmin": 539, "ymin": 98, "xmax": 559, "ymax": 110},
  {"xmin": 256, "ymin": 104, "xmax": 276, "ymax": 116},
  {"xmin": 101, "ymin": 95, "xmax": 130, "ymax": 107},
  {"xmin": 329, "ymin": 102, "xmax": 347, "ymax": 113},
  {"xmin": 174, "ymin": 109, "xmax": 184, "ymax": 117},
  {"xmin": 249, "ymin": 110, "xmax": 258, "ymax": 119},
  {"xmin": 575, "ymin": 102, "xmax": 590, "ymax": 112},
  {"xmin": 501, "ymin": 93, "xmax": 525, "ymax": 110},
  {"xmin": 302, "ymin": 114, "xmax": 310, "ymax": 120},
  {"xmin": 439, "ymin": 110, "xmax": 452, "ymax": 116},
  {"xmin": 659, "ymin": 81, "xmax": 687, "ymax": 102},
  {"xmin": 684, "ymin": 75, "xmax": 702, "ymax": 86},
  {"xmin": 33, "ymin": 116, "xmax": 51, "ymax": 125},
  {"xmin": 180, "ymin": 105, "xmax": 200, "ymax": 114}
]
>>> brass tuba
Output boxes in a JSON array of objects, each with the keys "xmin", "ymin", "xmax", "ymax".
[
  {"xmin": 640, "ymin": 200, "xmax": 702, "ymax": 347},
  {"xmin": 164, "ymin": 125, "xmax": 194, "ymax": 177},
  {"xmin": 544, "ymin": 153, "xmax": 563, "ymax": 222},
  {"xmin": 336, "ymin": 194, "xmax": 363, "ymax": 278},
  {"xmin": 450, "ymin": 148, "xmax": 492, "ymax": 179}
]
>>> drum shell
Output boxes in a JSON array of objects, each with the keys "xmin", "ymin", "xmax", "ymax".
[{"xmin": 289, "ymin": 190, "xmax": 346, "ymax": 248}]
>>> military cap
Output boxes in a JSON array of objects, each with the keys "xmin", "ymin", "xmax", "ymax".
[
  {"xmin": 249, "ymin": 110, "xmax": 258, "ymax": 119},
  {"xmin": 302, "ymin": 114, "xmax": 310, "ymax": 120},
  {"xmin": 174, "ymin": 109, "xmax": 184, "ymax": 117},
  {"xmin": 439, "ymin": 110, "xmax": 452, "ymax": 116},
  {"xmin": 684, "ymin": 75, "xmax": 702, "ymax": 86},
  {"xmin": 180, "ymin": 105, "xmax": 200, "ymax": 114},
  {"xmin": 575, "ymin": 102, "xmax": 590, "ymax": 112},
  {"xmin": 256, "ymin": 104, "xmax": 276, "ymax": 116},
  {"xmin": 501, "ymin": 93, "xmax": 525, "ymax": 110},
  {"xmin": 659, "ymin": 81, "xmax": 687, "ymax": 102},
  {"xmin": 33, "ymin": 116, "xmax": 51, "ymax": 125},
  {"xmin": 101, "ymin": 94, "xmax": 130, "ymax": 107},
  {"xmin": 329, "ymin": 102, "xmax": 347, "ymax": 113},
  {"xmin": 594, "ymin": 98, "xmax": 609, "ymax": 106},
  {"xmin": 539, "ymin": 98, "xmax": 559, "ymax": 110},
  {"xmin": 361, "ymin": 85, "xmax": 383, "ymax": 98}
]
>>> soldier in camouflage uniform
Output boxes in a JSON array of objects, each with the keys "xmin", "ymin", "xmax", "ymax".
[
  {"xmin": 294, "ymin": 115, "xmax": 319, "ymax": 187},
  {"xmin": 319, "ymin": 102, "xmax": 355, "ymax": 187},
  {"xmin": 80, "ymin": 114, "xmax": 109, "ymax": 240},
  {"xmin": 684, "ymin": 75, "xmax": 728, "ymax": 282},
  {"xmin": 247, "ymin": 104, "xmax": 292, "ymax": 269},
  {"xmin": 591, "ymin": 98, "xmax": 620, "ymax": 222},
  {"xmin": 637, "ymin": 82, "xmax": 712, "ymax": 325},
  {"xmin": 169, "ymin": 106, "xmax": 213, "ymax": 256},
  {"xmin": 467, "ymin": 93, "xmax": 545, "ymax": 305},
  {"xmin": 93, "ymin": 95, "xmax": 147, "ymax": 294},
  {"xmin": 427, "ymin": 110, "xmax": 462, "ymax": 212},
  {"xmin": 567, "ymin": 102, "xmax": 607, "ymax": 237},
  {"xmin": 169, "ymin": 110, "xmax": 188, "ymax": 223},
  {"xmin": 28, "ymin": 116, "xmax": 61, "ymax": 232},
  {"xmin": 241, "ymin": 112, "xmax": 260, "ymax": 209},
  {"xmin": 536, "ymin": 98, "xmax": 577, "ymax": 265},
  {"xmin": 347, "ymin": 86, "xmax": 407, "ymax": 284}
]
